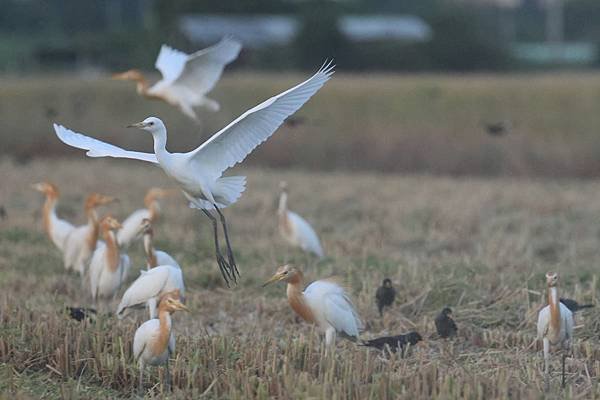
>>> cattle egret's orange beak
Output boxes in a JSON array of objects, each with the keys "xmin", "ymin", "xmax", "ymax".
[
  {"xmin": 173, "ymin": 299, "xmax": 189, "ymax": 312},
  {"xmin": 111, "ymin": 72, "xmax": 128, "ymax": 80},
  {"xmin": 262, "ymin": 272, "xmax": 285, "ymax": 287},
  {"xmin": 98, "ymin": 195, "xmax": 118, "ymax": 205}
]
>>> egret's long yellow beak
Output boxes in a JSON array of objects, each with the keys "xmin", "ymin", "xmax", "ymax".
[
  {"xmin": 111, "ymin": 72, "xmax": 128, "ymax": 80},
  {"xmin": 127, "ymin": 121, "xmax": 147, "ymax": 129},
  {"xmin": 174, "ymin": 300, "xmax": 190, "ymax": 312},
  {"xmin": 99, "ymin": 195, "xmax": 119, "ymax": 205},
  {"xmin": 262, "ymin": 272, "xmax": 285, "ymax": 287}
]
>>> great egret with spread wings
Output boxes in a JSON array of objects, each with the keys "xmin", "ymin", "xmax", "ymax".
[
  {"xmin": 113, "ymin": 37, "xmax": 242, "ymax": 120},
  {"xmin": 54, "ymin": 61, "xmax": 334, "ymax": 286}
]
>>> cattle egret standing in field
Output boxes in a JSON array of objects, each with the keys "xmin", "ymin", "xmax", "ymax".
[
  {"xmin": 263, "ymin": 264, "xmax": 363, "ymax": 350},
  {"xmin": 32, "ymin": 182, "xmax": 74, "ymax": 252},
  {"xmin": 53, "ymin": 61, "xmax": 334, "ymax": 286},
  {"xmin": 133, "ymin": 289, "xmax": 188, "ymax": 393},
  {"xmin": 62, "ymin": 193, "xmax": 117, "ymax": 278},
  {"xmin": 537, "ymin": 272, "xmax": 574, "ymax": 390},
  {"xmin": 117, "ymin": 188, "xmax": 173, "ymax": 249},
  {"xmin": 117, "ymin": 219, "xmax": 184, "ymax": 319},
  {"xmin": 112, "ymin": 37, "xmax": 241, "ymax": 120},
  {"xmin": 278, "ymin": 181, "xmax": 324, "ymax": 258},
  {"xmin": 88, "ymin": 215, "xmax": 130, "ymax": 303}
]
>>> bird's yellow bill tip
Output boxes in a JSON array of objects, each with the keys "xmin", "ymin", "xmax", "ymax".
[
  {"xmin": 127, "ymin": 121, "xmax": 145, "ymax": 129},
  {"xmin": 262, "ymin": 273, "xmax": 284, "ymax": 287}
]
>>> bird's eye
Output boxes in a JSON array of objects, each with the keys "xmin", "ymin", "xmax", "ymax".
[
  {"xmin": 283, "ymin": 271, "xmax": 288, "ymax": 275},
  {"xmin": 149, "ymin": 122, "xmax": 154, "ymax": 126}
]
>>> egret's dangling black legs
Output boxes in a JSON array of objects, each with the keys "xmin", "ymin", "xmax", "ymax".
[
  {"xmin": 213, "ymin": 204, "xmax": 239, "ymax": 279},
  {"xmin": 201, "ymin": 208, "xmax": 234, "ymax": 286},
  {"xmin": 561, "ymin": 351, "xmax": 566, "ymax": 388}
]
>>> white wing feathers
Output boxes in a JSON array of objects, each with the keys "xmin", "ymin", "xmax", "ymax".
[
  {"xmin": 116, "ymin": 267, "xmax": 171, "ymax": 317},
  {"xmin": 187, "ymin": 60, "xmax": 335, "ymax": 178},
  {"xmin": 155, "ymin": 45, "xmax": 188, "ymax": 83},
  {"xmin": 174, "ymin": 37, "xmax": 242, "ymax": 96},
  {"xmin": 53, "ymin": 124, "xmax": 158, "ymax": 164}
]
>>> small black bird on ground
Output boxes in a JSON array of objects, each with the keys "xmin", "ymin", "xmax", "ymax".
[
  {"xmin": 361, "ymin": 331, "xmax": 423, "ymax": 356},
  {"xmin": 0, "ymin": 206, "xmax": 6, "ymax": 220},
  {"xmin": 560, "ymin": 298, "xmax": 594, "ymax": 313},
  {"xmin": 435, "ymin": 307, "xmax": 458, "ymax": 338},
  {"xmin": 66, "ymin": 306, "xmax": 97, "ymax": 322},
  {"xmin": 375, "ymin": 278, "xmax": 396, "ymax": 317}
]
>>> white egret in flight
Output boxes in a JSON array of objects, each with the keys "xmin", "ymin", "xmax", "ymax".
[
  {"xmin": 112, "ymin": 37, "xmax": 242, "ymax": 120},
  {"xmin": 53, "ymin": 61, "xmax": 334, "ymax": 286}
]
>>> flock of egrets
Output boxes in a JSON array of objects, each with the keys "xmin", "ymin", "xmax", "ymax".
[{"xmin": 30, "ymin": 37, "xmax": 586, "ymax": 393}]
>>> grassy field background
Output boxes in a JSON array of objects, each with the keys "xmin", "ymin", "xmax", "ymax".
[
  {"xmin": 1, "ymin": 157, "xmax": 600, "ymax": 399},
  {"xmin": 3, "ymin": 72, "xmax": 600, "ymax": 177},
  {"xmin": 2, "ymin": 72, "xmax": 600, "ymax": 399}
]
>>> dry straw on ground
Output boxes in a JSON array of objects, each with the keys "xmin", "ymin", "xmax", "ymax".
[{"xmin": 1, "ymin": 159, "xmax": 600, "ymax": 398}]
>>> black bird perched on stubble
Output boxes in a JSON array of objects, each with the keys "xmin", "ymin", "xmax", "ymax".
[
  {"xmin": 361, "ymin": 331, "xmax": 423, "ymax": 356},
  {"xmin": 560, "ymin": 298, "xmax": 594, "ymax": 313},
  {"xmin": 66, "ymin": 306, "xmax": 97, "ymax": 322},
  {"xmin": 435, "ymin": 307, "xmax": 458, "ymax": 338},
  {"xmin": 375, "ymin": 278, "xmax": 396, "ymax": 317}
]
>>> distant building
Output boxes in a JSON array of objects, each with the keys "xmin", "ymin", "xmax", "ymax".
[{"xmin": 178, "ymin": 14, "xmax": 432, "ymax": 48}]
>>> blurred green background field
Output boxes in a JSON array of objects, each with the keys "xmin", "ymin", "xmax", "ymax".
[{"xmin": 3, "ymin": 72, "xmax": 600, "ymax": 177}]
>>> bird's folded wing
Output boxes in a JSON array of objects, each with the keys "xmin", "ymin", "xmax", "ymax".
[
  {"xmin": 185, "ymin": 60, "xmax": 334, "ymax": 178},
  {"xmin": 53, "ymin": 124, "xmax": 158, "ymax": 163},
  {"xmin": 117, "ymin": 268, "xmax": 170, "ymax": 313},
  {"xmin": 172, "ymin": 37, "xmax": 242, "ymax": 96},
  {"xmin": 323, "ymin": 292, "xmax": 362, "ymax": 337},
  {"xmin": 155, "ymin": 44, "xmax": 188, "ymax": 83}
]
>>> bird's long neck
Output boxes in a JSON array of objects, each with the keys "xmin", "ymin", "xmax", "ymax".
[
  {"xmin": 85, "ymin": 206, "xmax": 100, "ymax": 252},
  {"xmin": 41, "ymin": 192, "xmax": 58, "ymax": 238},
  {"xmin": 131, "ymin": 74, "xmax": 149, "ymax": 95},
  {"xmin": 278, "ymin": 191, "xmax": 288, "ymax": 215},
  {"xmin": 151, "ymin": 309, "xmax": 172, "ymax": 356},
  {"xmin": 143, "ymin": 231, "xmax": 157, "ymax": 269},
  {"xmin": 548, "ymin": 286, "xmax": 561, "ymax": 332},
  {"xmin": 152, "ymin": 131, "xmax": 169, "ymax": 159},
  {"xmin": 286, "ymin": 273, "xmax": 316, "ymax": 323},
  {"xmin": 146, "ymin": 200, "xmax": 160, "ymax": 222},
  {"xmin": 102, "ymin": 228, "xmax": 120, "ymax": 272}
]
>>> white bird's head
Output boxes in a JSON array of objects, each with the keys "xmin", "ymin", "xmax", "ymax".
[
  {"xmin": 127, "ymin": 117, "xmax": 165, "ymax": 134},
  {"xmin": 546, "ymin": 272, "xmax": 558, "ymax": 287}
]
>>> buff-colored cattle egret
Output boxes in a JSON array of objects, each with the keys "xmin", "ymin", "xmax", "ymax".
[
  {"xmin": 31, "ymin": 182, "xmax": 74, "ymax": 252},
  {"xmin": 278, "ymin": 181, "xmax": 324, "ymax": 258},
  {"xmin": 53, "ymin": 61, "xmax": 334, "ymax": 286},
  {"xmin": 62, "ymin": 193, "xmax": 117, "ymax": 278},
  {"xmin": 133, "ymin": 289, "xmax": 188, "ymax": 393},
  {"xmin": 537, "ymin": 272, "xmax": 574, "ymax": 390},
  {"xmin": 117, "ymin": 219, "xmax": 184, "ymax": 319},
  {"xmin": 263, "ymin": 264, "xmax": 363, "ymax": 349},
  {"xmin": 88, "ymin": 215, "xmax": 130, "ymax": 303},
  {"xmin": 112, "ymin": 37, "xmax": 241, "ymax": 120},
  {"xmin": 117, "ymin": 187, "xmax": 173, "ymax": 249}
]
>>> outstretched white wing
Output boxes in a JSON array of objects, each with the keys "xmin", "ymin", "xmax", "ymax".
[
  {"xmin": 53, "ymin": 124, "xmax": 158, "ymax": 164},
  {"xmin": 172, "ymin": 37, "xmax": 242, "ymax": 97},
  {"xmin": 186, "ymin": 61, "xmax": 334, "ymax": 178},
  {"xmin": 155, "ymin": 45, "xmax": 188, "ymax": 83}
]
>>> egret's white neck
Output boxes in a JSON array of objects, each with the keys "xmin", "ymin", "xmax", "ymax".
[
  {"xmin": 278, "ymin": 191, "xmax": 288, "ymax": 214},
  {"xmin": 151, "ymin": 129, "xmax": 169, "ymax": 158}
]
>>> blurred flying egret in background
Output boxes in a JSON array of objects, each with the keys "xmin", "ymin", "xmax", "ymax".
[
  {"xmin": 263, "ymin": 264, "xmax": 363, "ymax": 350},
  {"xmin": 54, "ymin": 61, "xmax": 334, "ymax": 286},
  {"xmin": 113, "ymin": 37, "xmax": 242, "ymax": 120}
]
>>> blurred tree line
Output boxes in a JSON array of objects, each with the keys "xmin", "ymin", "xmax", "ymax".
[{"xmin": 0, "ymin": 0, "xmax": 599, "ymax": 73}]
